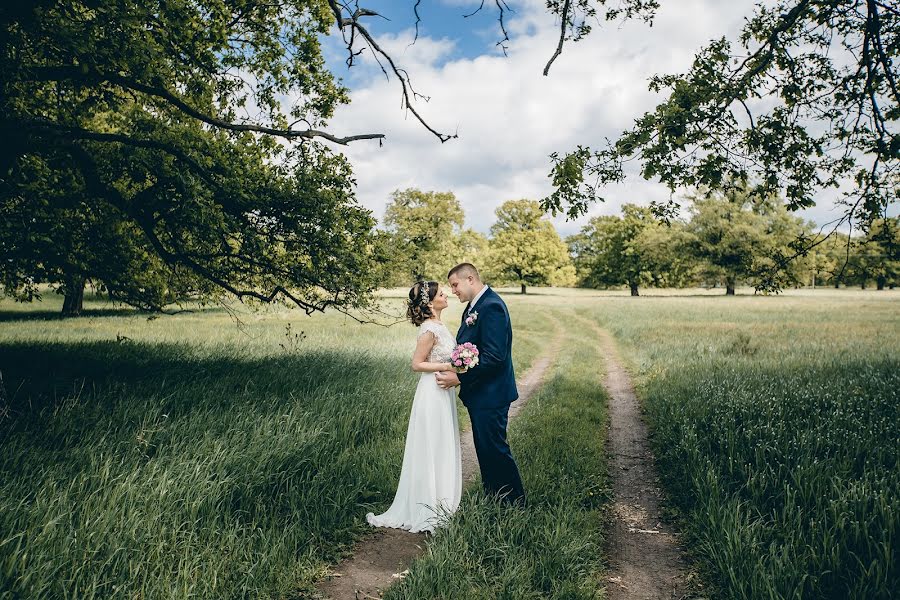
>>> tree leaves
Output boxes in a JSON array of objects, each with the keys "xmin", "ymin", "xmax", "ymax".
[{"xmin": 545, "ymin": 0, "xmax": 899, "ymax": 234}]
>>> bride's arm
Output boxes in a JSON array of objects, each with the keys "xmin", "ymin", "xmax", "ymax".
[{"xmin": 411, "ymin": 331, "xmax": 453, "ymax": 373}]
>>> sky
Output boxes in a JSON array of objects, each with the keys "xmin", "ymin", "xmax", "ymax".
[{"xmin": 319, "ymin": 0, "xmax": 853, "ymax": 237}]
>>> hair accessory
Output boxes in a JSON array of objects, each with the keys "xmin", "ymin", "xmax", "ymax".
[{"xmin": 419, "ymin": 282, "xmax": 431, "ymax": 306}]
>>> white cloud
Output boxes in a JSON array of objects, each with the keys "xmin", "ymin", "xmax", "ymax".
[{"xmin": 324, "ymin": 0, "xmax": 847, "ymax": 238}]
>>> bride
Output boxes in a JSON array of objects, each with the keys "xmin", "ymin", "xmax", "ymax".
[{"xmin": 366, "ymin": 281, "xmax": 462, "ymax": 533}]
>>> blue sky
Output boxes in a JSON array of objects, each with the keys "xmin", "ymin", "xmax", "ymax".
[
  {"xmin": 324, "ymin": 1, "xmax": 512, "ymax": 88},
  {"xmin": 319, "ymin": 0, "xmax": 874, "ymax": 237}
]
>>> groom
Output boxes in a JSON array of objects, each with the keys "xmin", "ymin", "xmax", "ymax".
[{"xmin": 436, "ymin": 263, "xmax": 526, "ymax": 506}]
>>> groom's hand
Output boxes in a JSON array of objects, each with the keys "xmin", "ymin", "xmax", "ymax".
[{"xmin": 435, "ymin": 371, "xmax": 460, "ymax": 389}]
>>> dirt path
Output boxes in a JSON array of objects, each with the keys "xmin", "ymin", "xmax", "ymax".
[
  {"xmin": 587, "ymin": 321, "xmax": 689, "ymax": 599},
  {"xmin": 316, "ymin": 323, "xmax": 564, "ymax": 600}
]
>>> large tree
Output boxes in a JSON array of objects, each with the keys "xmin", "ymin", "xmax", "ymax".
[
  {"xmin": 545, "ymin": 0, "xmax": 898, "ymax": 264},
  {"xmin": 570, "ymin": 204, "xmax": 697, "ymax": 295},
  {"xmin": 486, "ymin": 199, "xmax": 575, "ymax": 294},
  {"xmin": 1, "ymin": 1, "xmax": 389, "ymax": 315},
  {"xmin": 685, "ymin": 188, "xmax": 812, "ymax": 294},
  {"xmin": 382, "ymin": 188, "xmax": 467, "ymax": 284},
  {"xmin": 840, "ymin": 217, "xmax": 900, "ymax": 288}
]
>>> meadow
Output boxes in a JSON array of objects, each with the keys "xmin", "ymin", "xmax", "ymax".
[
  {"xmin": 1, "ymin": 287, "xmax": 897, "ymax": 599},
  {"xmin": 0, "ymin": 291, "xmax": 550, "ymax": 599},
  {"xmin": 573, "ymin": 288, "xmax": 899, "ymax": 599}
]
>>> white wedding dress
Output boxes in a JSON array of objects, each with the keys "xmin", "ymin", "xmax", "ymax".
[{"xmin": 366, "ymin": 320, "xmax": 462, "ymax": 533}]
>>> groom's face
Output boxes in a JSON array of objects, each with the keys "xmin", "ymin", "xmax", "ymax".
[{"xmin": 448, "ymin": 273, "xmax": 476, "ymax": 302}]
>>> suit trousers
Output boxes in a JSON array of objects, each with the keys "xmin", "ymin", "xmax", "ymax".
[{"xmin": 467, "ymin": 403, "xmax": 526, "ymax": 505}]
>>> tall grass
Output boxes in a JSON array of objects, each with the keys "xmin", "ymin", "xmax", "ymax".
[
  {"xmin": 0, "ymin": 293, "xmax": 549, "ymax": 599},
  {"xmin": 382, "ymin": 311, "xmax": 610, "ymax": 600},
  {"xmin": 578, "ymin": 291, "xmax": 899, "ymax": 599}
]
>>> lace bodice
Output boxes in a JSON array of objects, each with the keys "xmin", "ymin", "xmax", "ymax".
[{"xmin": 418, "ymin": 320, "xmax": 456, "ymax": 363}]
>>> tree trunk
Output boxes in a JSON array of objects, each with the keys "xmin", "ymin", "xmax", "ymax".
[
  {"xmin": 629, "ymin": 282, "xmax": 639, "ymax": 296},
  {"xmin": 861, "ymin": 280, "xmax": 866, "ymax": 290},
  {"xmin": 876, "ymin": 275, "xmax": 886, "ymax": 290},
  {"xmin": 520, "ymin": 283, "xmax": 527, "ymax": 295},
  {"xmin": 61, "ymin": 277, "xmax": 85, "ymax": 316},
  {"xmin": 725, "ymin": 283, "xmax": 736, "ymax": 295}
]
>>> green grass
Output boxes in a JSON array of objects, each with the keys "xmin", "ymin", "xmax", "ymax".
[
  {"xmin": 382, "ymin": 309, "xmax": 610, "ymax": 600},
  {"xmin": 2, "ymin": 287, "xmax": 896, "ymax": 599},
  {"xmin": 0, "ymin": 292, "xmax": 550, "ymax": 599},
  {"xmin": 574, "ymin": 290, "xmax": 899, "ymax": 599}
]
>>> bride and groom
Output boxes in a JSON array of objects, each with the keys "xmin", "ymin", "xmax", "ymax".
[{"xmin": 366, "ymin": 263, "xmax": 526, "ymax": 533}]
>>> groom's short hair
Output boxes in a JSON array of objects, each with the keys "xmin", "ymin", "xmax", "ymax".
[{"xmin": 448, "ymin": 263, "xmax": 480, "ymax": 280}]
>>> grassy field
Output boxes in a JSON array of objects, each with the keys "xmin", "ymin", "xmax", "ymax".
[
  {"xmin": 0, "ymin": 290, "xmax": 551, "ymax": 599},
  {"xmin": 1, "ymin": 287, "xmax": 897, "ymax": 599},
  {"xmin": 383, "ymin": 310, "xmax": 610, "ymax": 599},
  {"xmin": 570, "ymin": 288, "xmax": 899, "ymax": 599}
]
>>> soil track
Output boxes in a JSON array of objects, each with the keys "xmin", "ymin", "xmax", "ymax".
[
  {"xmin": 586, "ymin": 320, "xmax": 689, "ymax": 599},
  {"xmin": 316, "ymin": 323, "xmax": 564, "ymax": 600}
]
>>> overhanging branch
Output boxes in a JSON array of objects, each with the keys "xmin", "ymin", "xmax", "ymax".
[{"xmin": 22, "ymin": 65, "xmax": 384, "ymax": 145}]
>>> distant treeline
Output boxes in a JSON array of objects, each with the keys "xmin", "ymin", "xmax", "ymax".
[{"xmin": 381, "ymin": 188, "xmax": 899, "ymax": 295}]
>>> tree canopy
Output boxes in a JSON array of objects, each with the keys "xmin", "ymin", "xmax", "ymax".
[
  {"xmin": 568, "ymin": 204, "xmax": 682, "ymax": 296},
  {"xmin": 1, "ymin": 1, "xmax": 386, "ymax": 314},
  {"xmin": 545, "ymin": 0, "xmax": 898, "ymax": 245},
  {"xmin": 382, "ymin": 188, "xmax": 487, "ymax": 285},
  {"xmin": 486, "ymin": 199, "xmax": 575, "ymax": 294}
]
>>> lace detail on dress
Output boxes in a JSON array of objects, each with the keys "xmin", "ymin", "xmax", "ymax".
[{"xmin": 418, "ymin": 320, "xmax": 455, "ymax": 363}]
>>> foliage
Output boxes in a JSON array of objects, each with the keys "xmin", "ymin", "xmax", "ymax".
[
  {"xmin": 545, "ymin": 0, "xmax": 898, "ymax": 240},
  {"xmin": 856, "ymin": 217, "xmax": 900, "ymax": 289},
  {"xmin": 485, "ymin": 200, "xmax": 576, "ymax": 293},
  {"xmin": 381, "ymin": 188, "xmax": 484, "ymax": 285},
  {"xmin": 567, "ymin": 204, "xmax": 689, "ymax": 295},
  {"xmin": 0, "ymin": 1, "xmax": 385, "ymax": 314},
  {"xmin": 685, "ymin": 188, "xmax": 812, "ymax": 293}
]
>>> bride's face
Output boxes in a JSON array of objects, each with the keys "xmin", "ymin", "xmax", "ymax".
[{"xmin": 430, "ymin": 286, "xmax": 449, "ymax": 311}]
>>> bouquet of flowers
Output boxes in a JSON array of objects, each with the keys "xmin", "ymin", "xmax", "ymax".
[{"xmin": 451, "ymin": 342, "xmax": 479, "ymax": 373}]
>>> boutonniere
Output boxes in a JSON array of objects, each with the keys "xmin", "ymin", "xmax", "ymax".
[{"xmin": 465, "ymin": 310, "xmax": 479, "ymax": 326}]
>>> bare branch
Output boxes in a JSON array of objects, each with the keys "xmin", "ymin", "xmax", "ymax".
[
  {"xmin": 463, "ymin": 1, "xmax": 487, "ymax": 19},
  {"xmin": 544, "ymin": 0, "xmax": 572, "ymax": 76},
  {"xmin": 327, "ymin": 1, "xmax": 456, "ymax": 143},
  {"xmin": 410, "ymin": 0, "xmax": 422, "ymax": 46}
]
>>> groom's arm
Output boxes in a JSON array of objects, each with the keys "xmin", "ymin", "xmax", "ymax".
[{"xmin": 457, "ymin": 302, "xmax": 508, "ymax": 386}]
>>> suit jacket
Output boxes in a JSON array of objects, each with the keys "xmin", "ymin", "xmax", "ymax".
[{"xmin": 456, "ymin": 287, "xmax": 518, "ymax": 409}]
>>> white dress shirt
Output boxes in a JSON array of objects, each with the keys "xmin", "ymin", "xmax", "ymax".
[{"xmin": 467, "ymin": 285, "xmax": 490, "ymax": 314}]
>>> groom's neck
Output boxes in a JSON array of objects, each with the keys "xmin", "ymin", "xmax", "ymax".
[{"xmin": 469, "ymin": 283, "xmax": 485, "ymax": 301}]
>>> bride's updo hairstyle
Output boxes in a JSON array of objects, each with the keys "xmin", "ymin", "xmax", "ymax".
[{"xmin": 407, "ymin": 281, "xmax": 438, "ymax": 327}]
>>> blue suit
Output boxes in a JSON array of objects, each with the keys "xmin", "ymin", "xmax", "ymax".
[{"xmin": 456, "ymin": 287, "xmax": 525, "ymax": 504}]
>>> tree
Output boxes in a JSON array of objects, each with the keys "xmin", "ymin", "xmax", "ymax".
[
  {"xmin": 632, "ymin": 220, "xmax": 699, "ymax": 288},
  {"xmin": 686, "ymin": 192, "xmax": 770, "ymax": 295},
  {"xmin": 1, "ymin": 1, "xmax": 389, "ymax": 315},
  {"xmin": 545, "ymin": 0, "xmax": 898, "ymax": 265},
  {"xmin": 748, "ymin": 199, "xmax": 818, "ymax": 291},
  {"xmin": 685, "ymin": 188, "xmax": 812, "ymax": 294},
  {"xmin": 568, "ymin": 204, "xmax": 670, "ymax": 296},
  {"xmin": 839, "ymin": 217, "xmax": 900, "ymax": 288},
  {"xmin": 382, "ymin": 189, "xmax": 466, "ymax": 283},
  {"xmin": 486, "ymin": 200, "xmax": 575, "ymax": 294},
  {"xmin": 450, "ymin": 229, "xmax": 491, "ymax": 273},
  {"xmin": 866, "ymin": 217, "xmax": 900, "ymax": 289}
]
